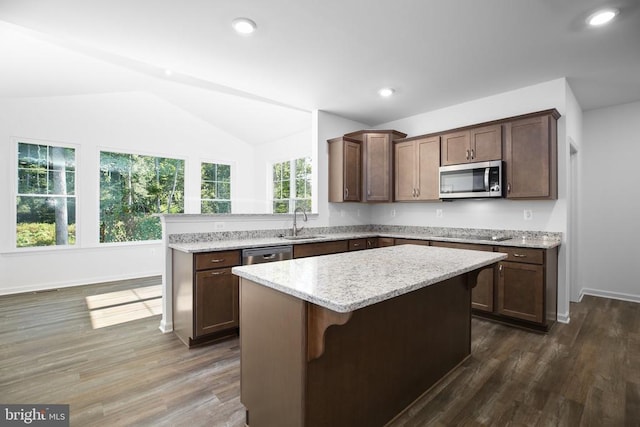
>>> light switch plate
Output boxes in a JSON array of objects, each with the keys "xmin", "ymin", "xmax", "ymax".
[
  {"xmin": 523, "ymin": 209, "xmax": 533, "ymax": 220},
  {"xmin": 436, "ymin": 209, "xmax": 444, "ymax": 218}
]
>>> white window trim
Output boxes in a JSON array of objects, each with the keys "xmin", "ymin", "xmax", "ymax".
[
  {"xmin": 270, "ymin": 157, "xmax": 312, "ymax": 214},
  {"xmin": 199, "ymin": 159, "xmax": 234, "ymax": 214},
  {"xmin": 11, "ymin": 137, "xmax": 80, "ymax": 251}
]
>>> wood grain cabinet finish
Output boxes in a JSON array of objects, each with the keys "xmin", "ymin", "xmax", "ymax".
[
  {"xmin": 504, "ymin": 110, "xmax": 559, "ymax": 199},
  {"xmin": 495, "ymin": 246, "xmax": 558, "ymax": 331},
  {"xmin": 293, "ymin": 240, "xmax": 349, "ymax": 259},
  {"xmin": 328, "ymin": 136, "xmax": 361, "ymax": 202},
  {"xmin": 172, "ymin": 249, "xmax": 241, "ymax": 347},
  {"xmin": 394, "ymin": 238, "xmax": 429, "ymax": 246},
  {"xmin": 430, "ymin": 241, "xmax": 495, "ymax": 312},
  {"xmin": 378, "ymin": 237, "xmax": 395, "ymax": 247},
  {"xmin": 441, "ymin": 125, "xmax": 502, "ymax": 166},
  {"xmin": 394, "ymin": 136, "xmax": 440, "ymax": 201},
  {"xmin": 344, "ymin": 130, "xmax": 407, "ymax": 202},
  {"xmin": 348, "ymin": 238, "xmax": 378, "ymax": 251}
]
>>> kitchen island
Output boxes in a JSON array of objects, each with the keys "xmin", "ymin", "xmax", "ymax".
[{"xmin": 232, "ymin": 244, "xmax": 507, "ymax": 426}]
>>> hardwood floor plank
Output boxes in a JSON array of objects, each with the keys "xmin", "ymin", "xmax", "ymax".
[{"xmin": 1, "ymin": 281, "xmax": 639, "ymax": 426}]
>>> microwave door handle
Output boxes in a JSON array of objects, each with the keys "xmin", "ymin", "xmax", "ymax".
[{"xmin": 484, "ymin": 168, "xmax": 490, "ymax": 191}]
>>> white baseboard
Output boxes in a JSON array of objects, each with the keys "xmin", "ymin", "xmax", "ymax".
[
  {"xmin": 557, "ymin": 312, "xmax": 570, "ymax": 324},
  {"xmin": 159, "ymin": 320, "xmax": 173, "ymax": 333},
  {"xmin": 0, "ymin": 271, "xmax": 162, "ymax": 296},
  {"xmin": 579, "ymin": 288, "xmax": 640, "ymax": 304}
]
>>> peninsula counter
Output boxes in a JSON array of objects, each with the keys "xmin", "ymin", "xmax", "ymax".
[{"xmin": 232, "ymin": 245, "xmax": 507, "ymax": 426}]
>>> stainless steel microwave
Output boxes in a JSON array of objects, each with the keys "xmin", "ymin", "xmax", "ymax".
[{"xmin": 439, "ymin": 160, "xmax": 503, "ymax": 199}]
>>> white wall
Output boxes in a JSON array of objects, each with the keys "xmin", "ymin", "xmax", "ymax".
[
  {"xmin": 580, "ymin": 100, "xmax": 640, "ymax": 302},
  {"xmin": 0, "ymin": 91, "xmax": 257, "ymax": 294},
  {"xmin": 371, "ymin": 78, "xmax": 574, "ymax": 321}
]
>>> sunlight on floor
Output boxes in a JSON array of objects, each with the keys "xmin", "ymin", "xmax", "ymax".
[{"xmin": 85, "ymin": 285, "xmax": 162, "ymax": 329}]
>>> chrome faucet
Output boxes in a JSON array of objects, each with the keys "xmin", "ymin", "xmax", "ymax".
[{"xmin": 292, "ymin": 207, "xmax": 307, "ymax": 237}]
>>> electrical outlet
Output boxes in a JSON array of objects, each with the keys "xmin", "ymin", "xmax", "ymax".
[
  {"xmin": 523, "ymin": 209, "xmax": 533, "ymax": 221},
  {"xmin": 391, "ymin": 209, "xmax": 396, "ymax": 217},
  {"xmin": 340, "ymin": 209, "xmax": 345, "ymax": 217},
  {"xmin": 436, "ymin": 209, "xmax": 444, "ymax": 218},
  {"xmin": 357, "ymin": 209, "xmax": 361, "ymax": 217},
  {"xmin": 214, "ymin": 222, "xmax": 225, "ymax": 230}
]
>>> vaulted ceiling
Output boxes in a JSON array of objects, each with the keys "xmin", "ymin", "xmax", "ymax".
[{"xmin": 1, "ymin": 0, "xmax": 639, "ymax": 144}]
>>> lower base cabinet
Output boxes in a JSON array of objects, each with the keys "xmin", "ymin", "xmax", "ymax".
[
  {"xmin": 431, "ymin": 241, "xmax": 558, "ymax": 332},
  {"xmin": 173, "ymin": 249, "xmax": 240, "ymax": 347}
]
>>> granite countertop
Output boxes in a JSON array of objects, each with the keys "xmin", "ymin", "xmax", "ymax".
[
  {"xmin": 169, "ymin": 231, "xmax": 560, "ymax": 253},
  {"xmin": 232, "ymin": 245, "xmax": 507, "ymax": 313}
]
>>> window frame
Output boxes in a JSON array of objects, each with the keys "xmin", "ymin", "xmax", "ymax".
[
  {"xmin": 271, "ymin": 156, "xmax": 312, "ymax": 214},
  {"xmin": 200, "ymin": 160, "xmax": 233, "ymax": 214},
  {"xmin": 98, "ymin": 147, "xmax": 187, "ymax": 245},
  {"xmin": 12, "ymin": 137, "xmax": 80, "ymax": 251}
]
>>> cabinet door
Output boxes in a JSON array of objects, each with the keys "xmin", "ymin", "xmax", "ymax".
[
  {"xmin": 470, "ymin": 124, "xmax": 502, "ymax": 162},
  {"xmin": 416, "ymin": 136, "xmax": 440, "ymax": 200},
  {"xmin": 441, "ymin": 131, "xmax": 470, "ymax": 165},
  {"xmin": 430, "ymin": 241, "xmax": 494, "ymax": 312},
  {"xmin": 378, "ymin": 237, "xmax": 395, "ymax": 247},
  {"xmin": 344, "ymin": 140, "xmax": 361, "ymax": 201},
  {"xmin": 363, "ymin": 133, "xmax": 391, "ymax": 201},
  {"xmin": 394, "ymin": 141, "xmax": 417, "ymax": 201},
  {"xmin": 504, "ymin": 115, "xmax": 556, "ymax": 199},
  {"xmin": 497, "ymin": 261, "xmax": 544, "ymax": 323},
  {"xmin": 348, "ymin": 239, "xmax": 367, "ymax": 251},
  {"xmin": 293, "ymin": 240, "xmax": 349, "ymax": 258},
  {"xmin": 195, "ymin": 267, "xmax": 239, "ymax": 337},
  {"xmin": 394, "ymin": 238, "xmax": 429, "ymax": 246}
]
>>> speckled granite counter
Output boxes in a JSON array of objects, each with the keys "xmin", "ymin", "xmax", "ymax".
[
  {"xmin": 232, "ymin": 244, "xmax": 506, "ymax": 313},
  {"xmin": 169, "ymin": 230, "xmax": 560, "ymax": 253}
]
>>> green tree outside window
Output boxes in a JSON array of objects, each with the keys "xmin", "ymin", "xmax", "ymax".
[
  {"xmin": 272, "ymin": 157, "xmax": 312, "ymax": 213},
  {"xmin": 201, "ymin": 162, "xmax": 231, "ymax": 213},
  {"xmin": 99, "ymin": 151, "xmax": 184, "ymax": 242}
]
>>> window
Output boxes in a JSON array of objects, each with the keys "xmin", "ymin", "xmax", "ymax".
[
  {"xmin": 99, "ymin": 151, "xmax": 184, "ymax": 243},
  {"xmin": 201, "ymin": 162, "xmax": 231, "ymax": 213},
  {"xmin": 16, "ymin": 142, "xmax": 77, "ymax": 248},
  {"xmin": 272, "ymin": 157, "xmax": 312, "ymax": 213}
]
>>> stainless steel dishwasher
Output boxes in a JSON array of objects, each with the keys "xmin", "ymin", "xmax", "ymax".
[{"xmin": 242, "ymin": 245, "xmax": 293, "ymax": 265}]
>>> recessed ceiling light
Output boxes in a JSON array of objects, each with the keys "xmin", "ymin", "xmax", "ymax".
[
  {"xmin": 378, "ymin": 88, "xmax": 395, "ymax": 98},
  {"xmin": 587, "ymin": 8, "xmax": 619, "ymax": 26},
  {"xmin": 232, "ymin": 17, "xmax": 257, "ymax": 35}
]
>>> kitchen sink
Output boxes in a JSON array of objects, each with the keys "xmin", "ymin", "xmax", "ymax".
[{"xmin": 281, "ymin": 235, "xmax": 323, "ymax": 240}]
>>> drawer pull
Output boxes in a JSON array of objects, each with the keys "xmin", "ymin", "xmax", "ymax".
[
  {"xmin": 513, "ymin": 253, "xmax": 527, "ymax": 258},
  {"xmin": 210, "ymin": 259, "xmax": 225, "ymax": 263},
  {"xmin": 353, "ymin": 243, "xmax": 360, "ymax": 247},
  {"xmin": 210, "ymin": 271, "xmax": 227, "ymax": 276}
]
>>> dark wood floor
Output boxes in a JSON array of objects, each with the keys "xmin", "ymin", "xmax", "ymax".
[{"xmin": 1, "ymin": 278, "xmax": 638, "ymax": 426}]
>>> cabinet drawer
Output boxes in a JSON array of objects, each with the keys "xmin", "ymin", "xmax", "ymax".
[
  {"xmin": 195, "ymin": 250, "xmax": 241, "ymax": 270},
  {"xmin": 497, "ymin": 247, "xmax": 543, "ymax": 265},
  {"xmin": 394, "ymin": 238, "xmax": 429, "ymax": 246},
  {"xmin": 293, "ymin": 240, "xmax": 349, "ymax": 258},
  {"xmin": 378, "ymin": 237, "xmax": 395, "ymax": 247},
  {"xmin": 430, "ymin": 241, "xmax": 493, "ymax": 252},
  {"xmin": 349, "ymin": 239, "xmax": 367, "ymax": 251}
]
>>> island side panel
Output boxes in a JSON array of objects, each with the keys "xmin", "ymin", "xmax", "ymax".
[
  {"xmin": 305, "ymin": 274, "xmax": 472, "ymax": 427},
  {"xmin": 240, "ymin": 278, "xmax": 306, "ymax": 427}
]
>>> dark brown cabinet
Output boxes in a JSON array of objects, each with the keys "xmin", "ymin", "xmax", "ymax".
[
  {"xmin": 172, "ymin": 249, "xmax": 240, "ymax": 347},
  {"xmin": 441, "ymin": 125, "xmax": 502, "ymax": 166},
  {"xmin": 394, "ymin": 136, "xmax": 440, "ymax": 201},
  {"xmin": 293, "ymin": 240, "xmax": 349, "ymax": 258},
  {"xmin": 348, "ymin": 238, "xmax": 378, "ymax": 251},
  {"xmin": 495, "ymin": 246, "xmax": 558, "ymax": 330},
  {"xmin": 504, "ymin": 110, "xmax": 559, "ymax": 199},
  {"xmin": 394, "ymin": 238, "xmax": 429, "ymax": 246},
  {"xmin": 344, "ymin": 130, "xmax": 407, "ymax": 202},
  {"xmin": 378, "ymin": 237, "xmax": 395, "ymax": 247},
  {"xmin": 430, "ymin": 241, "xmax": 494, "ymax": 312},
  {"xmin": 328, "ymin": 136, "xmax": 361, "ymax": 202}
]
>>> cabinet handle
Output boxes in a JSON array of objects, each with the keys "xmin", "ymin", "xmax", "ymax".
[
  {"xmin": 507, "ymin": 183, "xmax": 511, "ymax": 193},
  {"xmin": 353, "ymin": 243, "xmax": 360, "ymax": 247},
  {"xmin": 466, "ymin": 149, "xmax": 470, "ymax": 160},
  {"xmin": 499, "ymin": 264, "xmax": 503, "ymax": 275},
  {"xmin": 513, "ymin": 253, "xmax": 527, "ymax": 258},
  {"xmin": 416, "ymin": 188, "xmax": 420, "ymax": 197},
  {"xmin": 345, "ymin": 187, "xmax": 349, "ymax": 198},
  {"xmin": 471, "ymin": 149, "xmax": 475, "ymax": 159},
  {"xmin": 367, "ymin": 190, "xmax": 371, "ymax": 197},
  {"xmin": 412, "ymin": 188, "xmax": 416, "ymax": 197},
  {"xmin": 210, "ymin": 259, "xmax": 224, "ymax": 263},
  {"xmin": 210, "ymin": 271, "xmax": 227, "ymax": 276}
]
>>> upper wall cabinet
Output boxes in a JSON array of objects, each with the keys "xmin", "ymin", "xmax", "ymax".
[
  {"xmin": 441, "ymin": 124, "xmax": 502, "ymax": 166},
  {"xmin": 504, "ymin": 110, "xmax": 560, "ymax": 199},
  {"xmin": 344, "ymin": 130, "xmax": 407, "ymax": 202},
  {"xmin": 394, "ymin": 136, "xmax": 440, "ymax": 201},
  {"xmin": 328, "ymin": 136, "xmax": 361, "ymax": 202}
]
